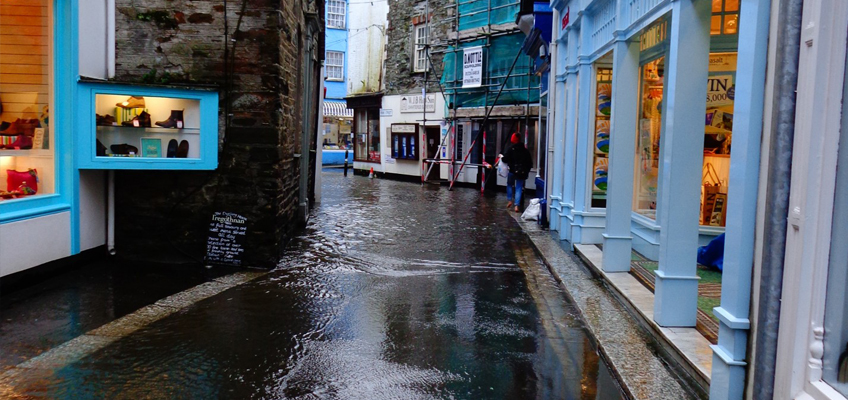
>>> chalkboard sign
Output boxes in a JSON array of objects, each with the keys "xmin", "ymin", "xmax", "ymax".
[{"xmin": 205, "ymin": 212, "xmax": 248, "ymax": 266}]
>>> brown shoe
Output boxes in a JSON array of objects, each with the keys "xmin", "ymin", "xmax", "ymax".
[{"xmin": 506, "ymin": 201, "xmax": 514, "ymax": 209}]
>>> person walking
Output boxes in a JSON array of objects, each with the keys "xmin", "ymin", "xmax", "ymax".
[{"xmin": 501, "ymin": 132, "xmax": 532, "ymax": 212}]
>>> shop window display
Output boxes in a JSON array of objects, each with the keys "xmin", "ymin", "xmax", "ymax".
[
  {"xmin": 0, "ymin": 0, "xmax": 54, "ymax": 201},
  {"xmin": 633, "ymin": 57, "xmax": 665, "ymax": 219},
  {"xmin": 94, "ymin": 94, "xmax": 200, "ymax": 159},
  {"xmin": 701, "ymin": 52, "xmax": 737, "ymax": 227},
  {"xmin": 354, "ymin": 108, "xmax": 380, "ymax": 162},
  {"xmin": 592, "ymin": 67, "xmax": 613, "ymax": 208}
]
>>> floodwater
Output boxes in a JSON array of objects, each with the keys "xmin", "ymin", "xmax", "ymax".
[{"xmin": 5, "ymin": 170, "xmax": 624, "ymax": 399}]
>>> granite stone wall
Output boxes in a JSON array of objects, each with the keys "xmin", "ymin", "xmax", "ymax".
[
  {"xmin": 383, "ymin": 0, "xmax": 450, "ymax": 96},
  {"xmin": 112, "ymin": 0, "xmax": 323, "ymax": 268}
]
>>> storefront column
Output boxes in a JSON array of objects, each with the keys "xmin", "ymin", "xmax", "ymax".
[
  {"xmin": 601, "ymin": 36, "xmax": 639, "ymax": 272},
  {"xmin": 709, "ymin": 0, "xmax": 771, "ymax": 396},
  {"xmin": 653, "ymin": 0, "xmax": 711, "ymax": 327},
  {"xmin": 551, "ymin": 69, "xmax": 567, "ymax": 232},
  {"xmin": 560, "ymin": 26, "xmax": 580, "ymax": 242},
  {"xmin": 570, "ymin": 18, "xmax": 595, "ymax": 244}
]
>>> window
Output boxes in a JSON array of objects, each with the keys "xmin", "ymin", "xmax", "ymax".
[
  {"xmin": 327, "ymin": 0, "xmax": 345, "ymax": 29},
  {"xmin": 455, "ymin": 124, "xmax": 464, "ymax": 160},
  {"xmin": 413, "ymin": 24, "xmax": 430, "ymax": 72},
  {"xmin": 633, "ymin": 57, "xmax": 665, "ymax": 220},
  {"xmin": 0, "ymin": 0, "xmax": 55, "ymax": 202},
  {"xmin": 710, "ymin": 0, "xmax": 739, "ymax": 35},
  {"xmin": 325, "ymin": 51, "xmax": 344, "ymax": 81},
  {"xmin": 354, "ymin": 108, "xmax": 380, "ymax": 162}
]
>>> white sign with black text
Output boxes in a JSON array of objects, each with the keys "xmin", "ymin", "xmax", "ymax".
[
  {"xmin": 400, "ymin": 94, "xmax": 436, "ymax": 113},
  {"xmin": 462, "ymin": 46, "xmax": 483, "ymax": 88}
]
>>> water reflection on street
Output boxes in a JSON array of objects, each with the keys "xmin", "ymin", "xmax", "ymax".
[{"xmin": 8, "ymin": 170, "xmax": 624, "ymax": 399}]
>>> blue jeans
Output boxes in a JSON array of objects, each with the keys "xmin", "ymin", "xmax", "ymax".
[{"xmin": 506, "ymin": 172, "xmax": 525, "ymax": 206}]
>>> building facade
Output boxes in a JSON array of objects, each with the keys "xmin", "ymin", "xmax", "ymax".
[
  {"xmin": 0, "ymin": 0, "xmax": 325, "ymax": 277},
  {"xmin": 322, "ymin": 0, "xmax": 354, "ymax": 164},
  {"xmin": 545, "ymin": 0, "xmax": 848, "ymax": 397}
]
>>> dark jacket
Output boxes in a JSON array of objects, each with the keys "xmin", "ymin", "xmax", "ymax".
[{"xmin": 502, "ymin": 142, "xmax": 532, "ymax": 180}]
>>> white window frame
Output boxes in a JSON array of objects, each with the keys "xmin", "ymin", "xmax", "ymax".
[
  {"xmin": 327, "ymin": 0, "xmax": 345, "ymax": 29},
  {"xmin": 413, "ymin": 23, "xmax": 430, "ymax": 73},
  {"xmin": 325, "ymin": 51, "xmax": 344, "ymax": 81},
  {"xmin": 772, "ymin": 0, "xmax": 848, "ymax": 398}
]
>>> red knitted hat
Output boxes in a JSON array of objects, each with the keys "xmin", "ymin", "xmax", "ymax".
[{"xmin": 511, "ymin": 133, "xmax": 520, "ymax": 144}]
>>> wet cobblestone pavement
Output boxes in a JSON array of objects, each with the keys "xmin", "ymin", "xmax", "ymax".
[{"xmin": 1, "ymin": 170, "xmax": 625, "ymax": 399}]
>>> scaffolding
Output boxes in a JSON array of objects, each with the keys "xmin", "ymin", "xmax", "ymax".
[{"xmin": 417, "ymin": 0, "xmax": 542, "ymax": 191}]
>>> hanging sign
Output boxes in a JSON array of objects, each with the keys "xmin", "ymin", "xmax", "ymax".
[
  {"xmin": 462, "ymin": 46, "xmax": 484, "ymax": 88},
  {"xmin": 561, "ymin": 7, "xmax": 569, "ymax": 29},
  {"xmin": 400, "ymin": 94, "xmax": 436, "ymax": 113},
  {"xmin": 206, "ymin": 212, "xmax": 248, "ymax": 266}
]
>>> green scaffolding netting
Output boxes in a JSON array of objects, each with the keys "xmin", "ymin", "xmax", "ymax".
[
  {"xmin": 441, "ymin": 34, "xmax": 540, "ymax": 109},
  {"xmin": 457, "ymin": 0, "xmax": 520, "ymax": 31}
]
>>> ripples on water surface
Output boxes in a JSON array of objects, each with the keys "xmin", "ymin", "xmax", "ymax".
[{"xmin": 15, "ymin": 170, "xmax": 623, "ymax": 399}]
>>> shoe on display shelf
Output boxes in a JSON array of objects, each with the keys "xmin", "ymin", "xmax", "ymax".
[
  {"xmin": 155, "ymin": 110, "xmax": 184, "ymax": 129},
  {"xmin": 116, "ymin": 96, "xmax": 145, "ymax": 109},
  {"xmin": 176, "ymin": 140, "xmax": 189, "ymax": 158},
  {"xmin": 166, "ymin": 139, "xmax": 178, "ymax": 158},
  {"xmin": 96, "ymin": 114, "xmax": 117, "ymax": 126},
  {"xmin": 0, "ymin": 118, "xmax": 40, "ymax": 136},
  {"xmin": 110, "ymin": 143, "xmax": 139, "ymax": 156},
  {"xmin": 0, "ymin": 135, "xmax": 33, "ymax": 150},
  {"xmin": 120, "ymin": 111, "xmax": 151, "ymax": 128}
]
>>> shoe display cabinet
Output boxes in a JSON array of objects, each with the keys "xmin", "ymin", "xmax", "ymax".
[{"xmin": 77, "ymin": 82, "xmax": 218, "ymax": 170}]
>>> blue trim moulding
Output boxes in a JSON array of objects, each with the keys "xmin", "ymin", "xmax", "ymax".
[{"xmin": 76, "ymin": 82, "xmax": 219, "ymax": 170}]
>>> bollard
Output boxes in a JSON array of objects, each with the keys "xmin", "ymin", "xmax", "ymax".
[{"xmin": 343, "ymin": 150, "xmax": 349, "ymax": 177}]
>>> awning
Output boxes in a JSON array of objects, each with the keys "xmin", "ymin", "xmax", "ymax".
[{"xmin": 323, "ymin": 101, "xmax": 353, "ymax": 118}]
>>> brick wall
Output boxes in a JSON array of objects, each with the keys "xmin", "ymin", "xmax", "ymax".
[
  {"xmin": 112, "ymin": 0, "xmax": 323, "ymax": 268},
  {"xmin": 384, "ymin": 0, "xmax": 450, "ymax": 95}
]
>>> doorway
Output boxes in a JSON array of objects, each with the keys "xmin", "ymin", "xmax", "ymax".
[{"xmin": 425, "ymin": 126, "xmax": 441, "ymax": 181}]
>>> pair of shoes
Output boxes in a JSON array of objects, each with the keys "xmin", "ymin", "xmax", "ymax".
[
  {"xmin": 166, "ymin": 139, "xmax": 190, "ymax": 158},
  {"xmin": 110, "ymin": 143, "xmax": 139, "ymax": 155},
  {"xmin": 155, "ymin": 110, "xmax": 184, "ymax": 129},
  {"xmin": 506, "ymin": 201, "xmax": 514, "ymax": 209},
  {"xmin": 0, "ymin": 118, "xmax": 39, "ymax": 136},
  {"xmin": 116, "ymin": 96, "xmax": 145, "ymax": 109},
  {"xmin": 96, "ymin": 114, "xmax": 116, "ymax": 126},
  {"xmin": 0, "ymin": 135, "xmax": 32, "ymax": 150},
  {"xmin": 121, "ymin": 111, "xmax": 151, "ymax": 128}
]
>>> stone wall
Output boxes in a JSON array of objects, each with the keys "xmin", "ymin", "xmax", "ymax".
[
  {"xmin": 112, "ymin": 0, "xmax": 323, "ymax": 268},
  {"xmin": 383, "ymin": 0, "xmax": 450, "ymax": 95}
]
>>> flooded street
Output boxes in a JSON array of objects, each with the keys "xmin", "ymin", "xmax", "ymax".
[{"xmin": 4, "ymin": 170, "xmax": 624, "ymax": 399}]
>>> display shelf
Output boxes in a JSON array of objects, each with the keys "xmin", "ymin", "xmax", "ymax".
[
  {"xmin": 0, "ymin": 149, "xmax": 52, "ymax": 158},
  {"xmin": 77, "ymin": 82, "xmax": 218, "ymax": 170},
  {"xmin": 96, "ymin": 126, "xmax": 201, "ymax": 135}
]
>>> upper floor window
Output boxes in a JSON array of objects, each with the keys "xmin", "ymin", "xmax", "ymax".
[
  {"xmin": 325, "ymin": 51, "xmax": 344, "ymax": 81},
  {"xmin": 413, "ymin": 23, "xmax": 430, "ymax": 73},
  {"xmin": 710, "ymin": 0, "xmax": 739, "ymax": 35},
  {"xmin": 327, "ymin": 0, "xmax": 346, "ymax": 29}
]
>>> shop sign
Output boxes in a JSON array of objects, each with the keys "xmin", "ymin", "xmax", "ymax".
[
  {"xmin": 561, "ymin": 7, "xmax": 569, "ymax": 29},
  {"xmin": 380, "ymin": 108, "xmax": 393, "ymax": 117},
  {"xmin": 400, "ymin": 94, "xmax": 436, "ymax": 113},
  {"xmin": 462, "ymin": 46, "xmax": 484, "ymax": 88},
  {"xmin": 384, "ymin": 156, "xmax": 396, "ymax": 164},
  {"xmin": 639, "ymin": 18, "xmax": 668, "ymax": 52},
  {"xmin": 708, "ymin": 53, "xmax": 737, "ymax": 72},
  {"xmin": 392, "ymin": 123, "xmax": 417, "ymax": 133},
  {"xmin": 707, "ymin": 75, "xmax": 734, "ymax": 107}
]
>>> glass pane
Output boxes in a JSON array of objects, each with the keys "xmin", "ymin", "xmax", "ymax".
[
  {"xmin": 593, "ymin": 67, "xmax": 612, "ymax": 208},
  {"xmin": 724, "ymin": 14, "xmax": 739, "ymax": 34},
  {"xmin": 368, "ymin": 109, "xmax": 380, "ymax": 162},
  {"xmin": 725, "ymin": 0, "xmax": 740, "ymax": 12},
  {"xmin": 711, "ymin": 15, "xmax": 722, "ymax": 35},
  {"xmin": 633, "ymin": 57, "xmax": 664, "ymax": 219},
  {"xmin": 355, "ymin": 109, "xmax": 368, "ymax": 160},
  {"xmin": 95, "ymin": 95, "xmax": 201, "ymax": 158},
  {"xmin": 711, "ymin": 0, "xmax": 723, "ymax": 12},
  {"xmin": 1, "ymin": 0, "xmax": 54, "ymax": 201}
]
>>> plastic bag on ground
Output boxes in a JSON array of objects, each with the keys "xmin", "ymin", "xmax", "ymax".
[{"xmin": 521, "ymin": 198, "xmax": 541, "ymax": 221}]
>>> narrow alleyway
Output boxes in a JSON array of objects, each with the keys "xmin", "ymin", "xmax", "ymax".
[{"xmin": 2, "ymin": 170, "xmax": 624, "ymax": 399}]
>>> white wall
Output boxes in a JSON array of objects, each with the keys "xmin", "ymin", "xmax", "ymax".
[
  {"xmin": 78, "ymin": 0, "xmax": 114, "ymax": 79},
  {"xmin": 78, "ymin": 170, "xmax": 106, "ymax": 251},
  {"xmin": 347, "ymin": 1, "xmax": 387, "ymax": 95},
  {"xmin": 0, "ymin": 212, "xmax": 71, "ymax": 277}
]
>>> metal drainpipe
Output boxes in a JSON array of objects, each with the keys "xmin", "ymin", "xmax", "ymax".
[
  {"xmin": 752, "ymin": 0, "xmax": 803, "ymax": 394},
  {"xmin": 299, "ymin": 28, "xmax": 314, "ymax": 224}
]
